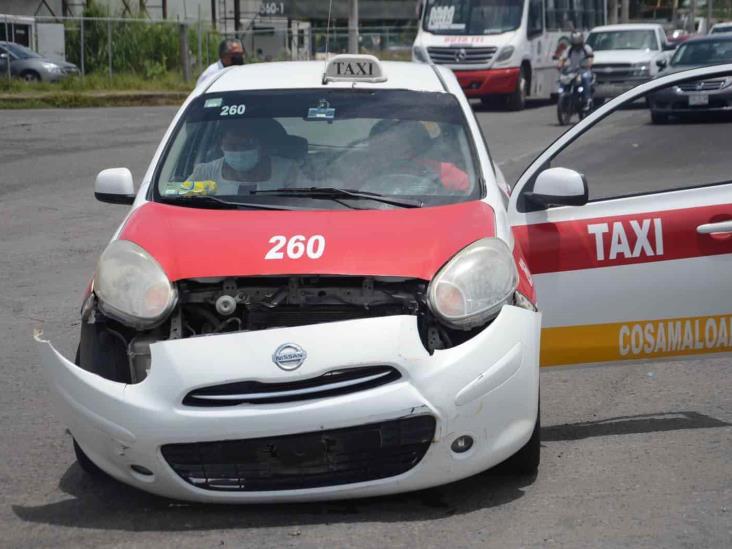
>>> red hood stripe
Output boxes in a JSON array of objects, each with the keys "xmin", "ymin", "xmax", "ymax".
[{"xmin": 118, "ymin": 201, "xmax": 496, "ymax": 282}]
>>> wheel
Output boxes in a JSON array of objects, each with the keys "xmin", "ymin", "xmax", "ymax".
[
  {"xmin": 557, "ymin": 96, "xmax": 572, "ymax": 125},
  {"xmin": 73, "ymin": 439, "xmax": 108, "ymax": 477},
  {"xmin": 498, "ymin": 408, "xmax": 540, "ymax": 476},
  {"xmin": 651, "ymin": 110, "xmax": 668, "ymax": 124},
  {"xmin": 20, "ymin": 70, "xmax": 41, "ymax": 82},
  {"xmin": 505, "ymin": 66, "xmax": 528, "ymax": 111},
  {"xmin": 72, "ymin": 345, "xmax": 109, "ymax": 478}
]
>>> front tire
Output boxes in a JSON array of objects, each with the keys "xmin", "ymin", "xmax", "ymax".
[
  {"xmin": 499, "ymin": 410, "xmax": 541, "ymax": 476},
  {"xmin": 505, "ymin": 67, "xmax": 528, "ymax": 111},
  {"xmin": 651, "ymin": 110, "xmax": 669, "ymax": 124},
  {"xmin": 73, "ymin": 439, "xmax": 108, "ymax": 477},
  {"xmin": 557, "ymin": 95, "xmax": 572, "ymax": 125},
  {"xmin": 72, "ymin": 344, "xmax": 109, "ymax": 478},
  {"xmin": 20, "ymin": 70, "xmax": 41, "ymax": 82}
]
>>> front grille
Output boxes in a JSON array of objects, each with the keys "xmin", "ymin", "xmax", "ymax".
[
  {"xmin": 161, "ymin": 415, "xmax": 436, "ymax": 491},
  {"xmin": 427, "ymin": 46, "xmax": 497, "ymax": 65},
  {"xmin": 593, "ymin": 63, "xmax": 634, "ymax": 80},
  {"xmin": 678, "ymin": 79, "xmax": 726, "ymax": 92},
  {"xmin": 184, "ymin": 365, "xmax": 401, "ymax": 406}
]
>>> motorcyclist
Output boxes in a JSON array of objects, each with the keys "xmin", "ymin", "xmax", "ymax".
[{"xmin": 559, "ymin": 31, "xmax": 594, "ymax": 111}]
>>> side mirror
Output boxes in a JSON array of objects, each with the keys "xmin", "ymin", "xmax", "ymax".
[
  {"xmin": 663, "ymin": 43, "xmax": 677, "ymax": 51},
  {"xmin": 656, "ymin": 58, "xmax": 668, "ymax": 69},
  {"xmin": 95, "ymin": 168, "xmax": 135, "ymax": 204},
  {"xmin": 524, "ymin": 167, "xmax": 588, "ymax": 209}
]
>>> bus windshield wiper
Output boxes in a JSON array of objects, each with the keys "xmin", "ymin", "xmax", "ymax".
[
  {"xmin": 249, "ymin": 187, "xmax": 424, "ymax": 208},
  {"xmin": 158, "ymin": 195, "xmax": 296, "ymax": 211}
]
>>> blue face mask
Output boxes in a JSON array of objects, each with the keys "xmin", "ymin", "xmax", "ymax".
[{"xmin": 224, "ymin": 147, "xmax": 260, "ymax": 172}]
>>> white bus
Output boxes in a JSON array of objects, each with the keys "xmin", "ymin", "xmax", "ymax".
[{"xmin": 412, "ymin": 0, "xmax": 606, "ymax": 110}]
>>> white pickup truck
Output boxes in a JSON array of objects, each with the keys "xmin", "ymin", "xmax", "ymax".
[{"xmin": 587, "ymin": 24, "xmax": 676, "ymax": 102}]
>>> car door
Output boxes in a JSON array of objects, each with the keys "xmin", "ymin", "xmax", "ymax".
[{"xmin": 509, "ymin": 63, "xmax": 732, "ymax": 367}]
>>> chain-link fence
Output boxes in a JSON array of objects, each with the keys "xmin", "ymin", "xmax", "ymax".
[{"xmin": 24, "ymin": 14, "xmax": 416, "ymax": 83}]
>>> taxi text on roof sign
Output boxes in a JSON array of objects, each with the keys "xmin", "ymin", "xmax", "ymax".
[{"xmin": 323, "ymin": 54, "xmax": 387, "ymax": 84}]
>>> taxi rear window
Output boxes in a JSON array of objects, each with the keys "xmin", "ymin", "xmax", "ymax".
[{"xmin": 155, "ymin": 89, "xmax": 481, "ymax": 208}]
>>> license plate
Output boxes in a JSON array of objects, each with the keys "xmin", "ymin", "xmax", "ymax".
[
  {"xmin": 597, "ymin": 84, "xmax": 626, "ymax": 97},
  {"xmin": 688, "ymin": 93, "xmax": 709, "ymax": 106}
]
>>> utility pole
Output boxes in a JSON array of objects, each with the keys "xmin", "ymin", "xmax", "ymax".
[
  {"xmin": 707, "ymin": 0, "xmax": 714, "ymax": 32},
  {"xmin": 348, "ymin": 0, "xmax": 359, "ymax": 54},
  {"xmin": 621, "ymin": 0, "xmax": 629, "ymax": 22},
  {"xmin": 689, "ymin": 0, "xmax": 697, "ymax": 32},
  {"xmin": 609, "ymin": 0, "xmax": 618, "ymax": 24}
]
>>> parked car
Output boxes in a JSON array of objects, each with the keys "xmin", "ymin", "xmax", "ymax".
[
  {"xmin": 587, "ymin": 24, "xmax": 676, "ymax": 102},
  {"xmin": 649, "ymin": 35, "xmax": 732, "ymax": 123},
  {"xmin": 710, "ymin": 22, "xmax": 732, "ymax": 35},
  {"xmin": 0, "ymin": 41, "xmax": 79, "ymax": 82}
]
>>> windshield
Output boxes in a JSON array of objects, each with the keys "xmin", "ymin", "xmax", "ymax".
[
  {"xmin": 2, "ymin": 43, "xmax": 40, "ymax": 59},
  {"xmin": 671, "ymin": 39, "xmax": 732, "ymax": 66},
  {"xmin": 423, "ymin": 0, "xmax": 524, "ymax": 35},
  {"xmin": 587, "ymin": 30, "xmax": 659, "ymax": 51},
  {"xmin": 154, "ymin": 89, "xmax": 480, "ymax": 210},
  {"xmin": 711, "ymin": 25, "xmax": 732, "ymax": 35}
]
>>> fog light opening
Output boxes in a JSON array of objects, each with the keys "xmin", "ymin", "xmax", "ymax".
[
  {"xmin": 130, "ymin": 464, "xmax": 154, "ymax": 476},
  {"xmin": 451, "ymin": 435, "xmax": 474, "ymax": 454}
]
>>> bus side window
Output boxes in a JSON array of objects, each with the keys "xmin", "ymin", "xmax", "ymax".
[{"xmin": 528, "ymin": 0, "xmax": 544, "ymax": 38}]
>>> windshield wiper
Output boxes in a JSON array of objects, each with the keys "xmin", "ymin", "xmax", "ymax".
[
  {"xmin": 249, "ymin": 187, "xmax": 424, "ymax": 208},
  {"xmin": 157, "ymin": 195, "xmax": 295, "ymax": 211}
]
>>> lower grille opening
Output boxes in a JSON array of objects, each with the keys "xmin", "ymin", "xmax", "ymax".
[
  {"xmin": 183, "ymin": 365, "xmax": 401, "ymax": 406},
  {"xmin": 161, "ymin": 415, "xmax": 436, "ymax": 491}
]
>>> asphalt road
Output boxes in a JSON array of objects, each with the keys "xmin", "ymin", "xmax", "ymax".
[{"xmin": 1, "ymin": 102, "xmax": 730, "ymax": 548}]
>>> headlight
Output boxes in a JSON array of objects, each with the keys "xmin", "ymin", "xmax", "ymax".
[
  {"xmin": 722, "ymin": 77, "xmax": 732, "ymax": 89},
  {"xmin": 94, "ymin": 240, "xmax": 177, "ymax": 329},
  {"xmin": 428, "ymin": 238, "xmax": 518, "ymax": 329},
  {"xmin": 42, "ymin": 62, "xmax": 62, "ymax": 73},
  {"xmin": 494, "ymin": 46, "xmax": 515, "ymax": 64},
  {"xmin": 631, "ymin": 62, "xmax": 651, "ymax": 76},
  {"xmin": 412, "ymin": 45, "xmax": 430, "ymax": 63}
]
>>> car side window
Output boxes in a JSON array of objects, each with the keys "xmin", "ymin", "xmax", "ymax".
[{"xmin": 526, "ymin": 73, "xmax": 732, "ymax": 204}]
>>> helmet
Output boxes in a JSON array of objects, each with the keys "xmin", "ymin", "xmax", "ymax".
[{"xmin": 570, "ymin": 31, "xmax": 584, "ymax": 47}]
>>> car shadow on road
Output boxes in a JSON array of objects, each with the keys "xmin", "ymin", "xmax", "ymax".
[
  {"xmin": 542, "ymin": 410, "xmax": 730, "ymax": 441},
  {"xmin": 12, "ymin": 410, "xmax": 728, "ymax": 532},
  {"xmin": 11, "ymin": 464, "xmax": 536, "ymax": 532}
]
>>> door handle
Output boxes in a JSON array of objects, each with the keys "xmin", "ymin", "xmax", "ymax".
[{"xmin": 697, "ymin": 221, "xmax": 732, "ymax": 234}]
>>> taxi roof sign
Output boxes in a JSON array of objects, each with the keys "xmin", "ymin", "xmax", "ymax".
[{"xmin": 323, "ymin": 54, "xmax": 387, "ymax": 84}]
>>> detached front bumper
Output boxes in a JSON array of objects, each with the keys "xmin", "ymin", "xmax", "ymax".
[
  {"xmin": 455, "ymin": 68, "xmax": 521, "ymax": 97},
  {"xmin": 38, "ymin": 306, "xmax": 540, "ymax": 503}
]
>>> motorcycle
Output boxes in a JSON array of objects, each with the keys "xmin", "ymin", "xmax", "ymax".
[{"xmin": 556, "ymin": 69, "xmax": 594, "ymax": 126}]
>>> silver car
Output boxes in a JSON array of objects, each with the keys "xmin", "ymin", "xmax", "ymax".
[{"xmin": 0, "ymin": 41, "xmax": 79, "ymax": 82}]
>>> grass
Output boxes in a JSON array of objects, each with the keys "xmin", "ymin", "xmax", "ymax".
[
  {"xmin": 0, "ymin": 71, "xmax": 194, "ymax": 93},
  {"xmin": 0, "ymin": 72, "xmax": 194, "ymax": 108}
]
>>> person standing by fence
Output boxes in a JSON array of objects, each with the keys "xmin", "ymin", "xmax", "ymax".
[{"xmin": 197, "ymin": 38, "xmax": 245, "ymax": 86}]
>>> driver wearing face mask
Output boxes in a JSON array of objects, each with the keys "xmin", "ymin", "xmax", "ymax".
[{"xmin": 187, "ymin": 120, "xmax": 304, "ymax": 195}]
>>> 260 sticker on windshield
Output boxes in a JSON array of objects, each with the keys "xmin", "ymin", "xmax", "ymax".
[{"xmin": 265, "ymin": 235, "xmax": 326, "ymax": 260}]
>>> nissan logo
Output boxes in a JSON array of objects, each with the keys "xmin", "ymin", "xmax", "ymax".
[
  {"xmin": 272, "ymin": 343, "xmax": 307, "ymax": 371},
  {"xmin": 455, "ymin": 48, "xmax": 467, "ymax": 62}
]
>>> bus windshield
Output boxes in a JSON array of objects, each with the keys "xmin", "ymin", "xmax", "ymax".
[{"xmin": 423, "ymin": 0, "xmax": 524, "ymax": 35}]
